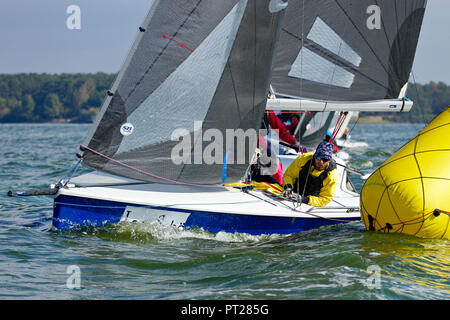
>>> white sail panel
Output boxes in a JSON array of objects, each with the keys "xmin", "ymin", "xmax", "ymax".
[
  {"xmin": 289, "ymin": 47, "xmax": 355, "ymax": 88},
  {"xmin": 307, "ymin": 16, "xmax": 361, "ymax": 67}
]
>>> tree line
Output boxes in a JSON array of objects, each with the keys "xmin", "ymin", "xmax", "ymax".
[
  {"xmin": 0, "ymin": 73, "xmax": 115, "ymax": 123},
  {"xmin": 0, "ymin": 73, "xmax": 449, "ymax": 123}
]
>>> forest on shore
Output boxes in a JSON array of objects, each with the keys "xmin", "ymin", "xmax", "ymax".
[{"xmin": 0, "ymin": 73, "xmax": 449, "ymax": 123}]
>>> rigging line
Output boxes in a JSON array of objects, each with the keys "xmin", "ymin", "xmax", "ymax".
[
  {"xmin": 373, "ymin": 0, "xmax": 416, "ymax": 88},
  {"xmin": 333, "ymin": 0, "xmax": 392, "ymax": 80},
  {"xmin": 58, "ymin": 158, "xmax": 82, "ymax": 187},
  {"xmin": 259, "ymin": 191, "xmax": 354, "ymax": 223},
  {"xmin": 227, "ymin": 62, "xmax": 241, "ymax": 121},
  {"xmin": 331, "ymin": 112, "xmax": 347, "ymax": 141},
  {"xmin": 298, "ymin": 155, "xmax": 314, "ymax": 207},
  {"xmin": 374, "ymin": 0, "xmax": 393, "ymax": 53},
  {"xmin": 321, "ymin": 42, "xmax": 342, "ymax": 116},
  {"xmin": 330, "ymin": 197, "xmax": 348, "ymax": 208},
  {"xmin": 394, "ymin": 0, "xmax": 400, "ymax": 39},
  {"xmin": 293, "ymin": 205, "xmax": 355, "ymax": 223},
  {"xmin": 252, "ymin": 0, "xmax": 257, "ymax": 118},
  {"xmin": 246, "ymin": 190, "xmax": 280, "ymax": 207},
  {"xmin": 405, "ymin": 0, "xmax": 408, "ymax": 19},
  {"xmin": 80, "ymin": 144, "xmax": 222, "ymax": 188},
  {"xmin": 340, "ymin": 114, "xmax": 361, "ymax": 148},
  {"xmin": 330, "ymin": 112, "xmax": 343, "ymax": 141},
  {"xmin": 299, "ymin": 0, "xmax": 305, "ymax": 116}
]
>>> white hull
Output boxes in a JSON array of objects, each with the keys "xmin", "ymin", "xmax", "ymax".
[{"xmin": 52, "ymin": 156, "xmax": 360, "ymax": 235}]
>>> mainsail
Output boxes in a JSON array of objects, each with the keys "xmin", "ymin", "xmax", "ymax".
[
  {"xmin": 268, "ymin": 0, "xmax": 426, "ymax": 147},
  {"xmin": 270, "ymin": 0, "xmax": 427, "ymax": 102},
  {"xmin": 80, "ymin": 0, "xmax": 286, "ymax": 184}
]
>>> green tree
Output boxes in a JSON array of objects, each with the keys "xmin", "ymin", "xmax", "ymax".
[
  {"xmin": 42, "ymin": 93, "xmax": 63, "ymax": 120},
  {"xmin": 20, "ymin": 94, "xmax": 35, "ymax": 120},
  {"xmin": 0, "ymin": 97, "xmax": 10, "ymax": 119}
]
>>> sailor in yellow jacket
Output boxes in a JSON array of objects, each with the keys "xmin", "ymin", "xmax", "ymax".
[{"xmin": 283, "ymin": 141, "xmax": 338, "ymax": 207}]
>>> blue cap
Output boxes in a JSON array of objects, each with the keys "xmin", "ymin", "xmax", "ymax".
[{"xmin": 314, "ymin": 141, "xmax": 334, "ymax": 161}]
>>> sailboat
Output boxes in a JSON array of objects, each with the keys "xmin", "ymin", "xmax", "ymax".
[{"xmin": 10, "ymin": 0, "xmax": 427, "ymax": 235}]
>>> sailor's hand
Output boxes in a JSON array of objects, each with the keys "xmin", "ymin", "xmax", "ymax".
[
  {"xmin": 290, "ymin": 193, "xmax": 309, "ymax": 204},
  {"xmin": 292, "ymin": 142, "xmax": 307, "ymax": 154},
  {"xmin": 282, "ymin": 184, "xmax": 293, "ymax": 198}
]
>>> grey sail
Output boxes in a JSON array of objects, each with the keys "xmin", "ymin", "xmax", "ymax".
[
  {"xmin": 80, "ymin": 0, "xmax": 286, "ymax": 184},
  {"xmin": 296, "ymin": 111, "xmax": 335, "ymax": 148},
  {"xmin": 271, "ymin": 0, "xmax": 427, "ymax": 102}
]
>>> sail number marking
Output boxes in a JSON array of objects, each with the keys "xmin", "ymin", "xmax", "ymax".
[{"xmin": 121, "ymin": 206, "xmax": 190, "ymax": 229}]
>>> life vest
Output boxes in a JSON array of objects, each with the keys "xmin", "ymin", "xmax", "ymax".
[{"xmin": 293, "ymin": 158, "xmax": 337, "ymax": 196}]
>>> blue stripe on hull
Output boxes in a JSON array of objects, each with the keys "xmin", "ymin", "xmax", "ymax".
[
  {"xmin": 53, "ymin": 195, "xmax": 125, "ymax": 230},
  {"xmin": 53, "ymin": 194, "xmax": 360, "ymax": 235}
]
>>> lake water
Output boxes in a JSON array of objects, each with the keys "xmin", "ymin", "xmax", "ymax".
[{"xmin": 0, "ymin": 123, "xmax": 449, "ymax": 300}]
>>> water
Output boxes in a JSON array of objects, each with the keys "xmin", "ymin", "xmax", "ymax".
[{"xmin": 0, "ymin": 123, "xmax": 449, "ymax": 300}]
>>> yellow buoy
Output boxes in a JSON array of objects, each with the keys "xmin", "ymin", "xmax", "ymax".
[{"xmin": 360, "ymin": 107, "xmax": 450, "ymax": 239}]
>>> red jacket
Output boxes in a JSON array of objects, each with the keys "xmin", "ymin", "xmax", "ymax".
[
  {"xmin": 287, "ymin": 120, "xmax": 299, "ymax": 136},
  {"xmin": 266, "ymin": 111, "xmax": 297, "ymax": 146}
]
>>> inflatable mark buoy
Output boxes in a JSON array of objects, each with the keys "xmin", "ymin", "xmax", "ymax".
[{"xmin": 361, "ymin": 107, "xmax": 450, "ymax": 239}]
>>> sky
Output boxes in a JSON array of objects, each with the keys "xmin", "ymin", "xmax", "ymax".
[{"xmin": 0, "ymin": 0, "xmax": 449, "ymax": 84}]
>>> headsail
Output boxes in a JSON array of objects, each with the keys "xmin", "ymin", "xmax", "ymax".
[
  {"xmin": 295, "ymin": 111, "xmax": 335, "ymax": 147},
  {"xmin": 270, "ymin": 0, "xmax": 427, "ymax": 102},
  {"xmin": 80, "ymin": 0, "xmax": 286, "ymax": 184}
]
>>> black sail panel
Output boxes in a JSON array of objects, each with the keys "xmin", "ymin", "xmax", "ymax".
[
  {"xmin": 81, "ymin": 0, "xmax": 286, "ymax": 184},
  {"xmin": 271, "ymin": 0, "xmax": 427, "ymax": 101}
]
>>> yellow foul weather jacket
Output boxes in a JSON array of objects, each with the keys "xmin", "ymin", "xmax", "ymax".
[{"xmin": 283, "ymin": 153, "xmax": 338, "ymax": 207}]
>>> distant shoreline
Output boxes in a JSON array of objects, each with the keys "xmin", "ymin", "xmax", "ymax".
[
  {"xmin": 353, "ymin": 116, "xmax": 392, "ymax": 124},
  {"xmin": 0, "ymin": 118, "xmax": 422, "ymax": 125},
  {"xmin": 0, "ymin": 73, "xmax": 448, "ymax": 124}
]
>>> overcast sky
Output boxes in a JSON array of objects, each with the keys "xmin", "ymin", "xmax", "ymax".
[{"xmin": 0, "ymin": 0, "xmax": 448, "ymax": 84}]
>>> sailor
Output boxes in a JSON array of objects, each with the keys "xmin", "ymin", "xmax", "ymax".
[
  {"xmin": 286, "ymin": 113, "xmax": 300, "ymax": 136},
  {"xmin": 264, "ymin": 110, "xmax": 304, "ymax": 153},
  {"xmin": 282, "ymin": 141, "xmax": 337, "ymax": 207},
  {"xmin": 324, "ymin": 130, "xmax": 340, "ymax": 153},
  {"xmin": 250, "ymin": 111, "xmax": 306, "ymax": 185},
  {"xmin": 341, "ymin": 128, "xmax": 349, "ymax": 140}
]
